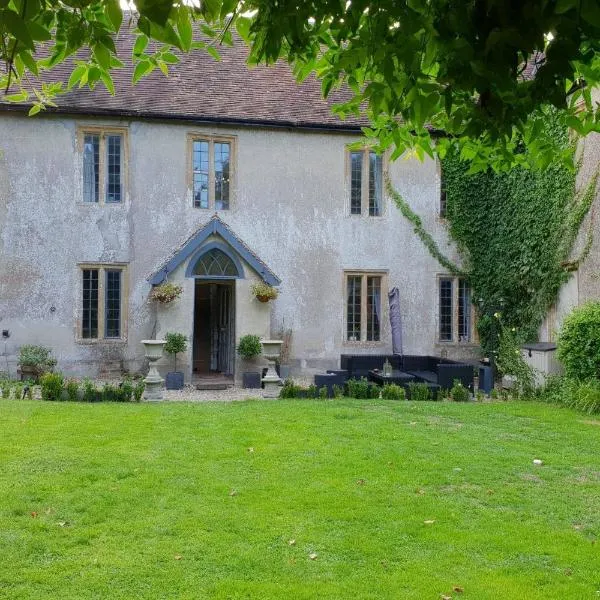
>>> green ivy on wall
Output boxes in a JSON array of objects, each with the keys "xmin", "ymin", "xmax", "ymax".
[{"xmin": 389, "ymin": 114, "xmax": 597, "ymax": 357}]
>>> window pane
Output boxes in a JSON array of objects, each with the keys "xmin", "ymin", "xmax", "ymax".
[
  {"xmin": 105, "ymin": 135, "xmax": 122, "ymax": 202},
  {"xmin": 105, "ymin": 270, "xmax": 121, "ymax": 338},
  {"xmin": 439, "ymin": 278, "xmax": 453, "ymax": 341},
  {"xmin": 369, "ymin": 152, "xmax": 382, "ymax": 216},
  {"xmin": 82, "ymin": 269, "xmax": 99, "ymax": 338},
  {"xmin": 214, "ymin": 142, "xmax": 230, "ymax": 210},
  {"xmin": 83, "ymin": 135, "xmax": 99, "ymax": 203},
  {"xmin": 367, "ymin": 276, "xmax": 381, "ymax": 341},
  {"xmin": 346, "ymin": 275, "xmax": 362, "ymax": 341},
  {"xmin": 350, "ymin": 151, "xmax": 362, "ymax": 215},
  {"xmin": 458, "ymin": 279, "xmax": 471, "ymax": 342},
  {"xmin": 193, "ymin": 140, "xmax": 209, "ymax": 208},
  {"xmin": 194, "ymin": 248, "xmax": 238, "ymax": 277}
]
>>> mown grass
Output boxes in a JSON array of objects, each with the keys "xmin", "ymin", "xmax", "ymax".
[{"xmin": 0, "ymin": 399, "xmax": 599, "ymax": 599}]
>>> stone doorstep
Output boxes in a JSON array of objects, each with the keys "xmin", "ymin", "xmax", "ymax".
[{"xmin": 195, "ymin": 382, "xmax": 234, "ymax": 391}]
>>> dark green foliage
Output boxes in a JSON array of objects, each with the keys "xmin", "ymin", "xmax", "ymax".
[
  {"xmin": 408, "ymin": 382, "xmax": 431, "ymax": 402},
  {"xmin": 236, "ymin": 335, "xmax": 262, "ymax": 359},
  {"xmin": 318, "ymin": 386, "xmax": 328, "ymax": 400},
  {"xmin": 450, "ymin": 380, "xmax": 470, "ymax": 403},
  {"xmin": 1, "ymin": 381, "xmax": 10, "ymax": 399},
  {"xmin": 346, "ymin": 378, "xmax": 378, "ymax": 399},
  {"xmin": 381, "ymin": 383, "xmax": 405, "ymax": 401},
  {"xmin": 120, "ymin": 379, "xmax": 134, "ymax": 403},
  {"xmin": 40, "ymin": 372, "xmax": 64, "ymax": 402},
  {"xmin": 82, "ymin": 379, "xmax": 97, "ymax": 403},
  {"xmin": 279, "ymin": 379, "xmax": 301, "ymax": 399},
  {"xmin": 442, "ymin": 121, "xmax": 595, "ymax": 356},
  {"xmin": 539, "ymin": 376, "xmax": 600, "ymax": 415},
  {"xmin": 18, "ymin": 345, "xmax": 57, "ymax": 379},
  {"xmin": 557, "ymin": 301, "xmax": 600, "ymax": 380},
  {"xmin": 102, "ymin": 384, "xmax": 118, "ymax": 402},
  {"xmin": 65, "ymin": 379, "xmax": 79, "ymax": 402},
  {"xmin": 332, "ymin": 384, "xmax": 344, "ymax": 399},
  {"xmin": 133, "ymin": 380, "xmax": 145, "ymax": 403},
  {"xmin": 164, "ymin": 332, "xmax": 188, "ymax": 371},
  {"xmin": 305, "ymin": 384, "xmax": 318, "ymax": 399}
]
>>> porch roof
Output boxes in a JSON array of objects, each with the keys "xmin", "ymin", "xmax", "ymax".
[{"xmin": 148, "ymin": 216, "xmax": 281, "ymax": 286}]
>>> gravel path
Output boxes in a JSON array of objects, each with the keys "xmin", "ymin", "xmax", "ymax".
[{"xmin": 163, "ymin": 386, "xmax": 266, "ymax": 402}]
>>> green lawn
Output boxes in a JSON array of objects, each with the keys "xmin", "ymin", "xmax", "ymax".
[{"xmin": 0, "ymin": 399, "xmax": 599, "ymax": 599}]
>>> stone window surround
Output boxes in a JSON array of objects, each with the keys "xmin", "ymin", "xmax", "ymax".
[
  {"xmin": 186, "ymin": 132, "xmax": 236, "ymax": 211},
  {"xmin": 343, "ymin": 270, "xmax": 388, "ymax": 346},
  {"xmin": 436, "ymin": 274, "xmax": 478, "ymax": 345},
  {"xmin": 76, "ymin": 125, "xmax": 129, "ymax": 205},
  {"xmin": 345, "ymin": 146, "xmax": 388, "ymax": 218},
  {"xmin": 76, "ymin": 263, "xmax": 129, "ymax": 344}
]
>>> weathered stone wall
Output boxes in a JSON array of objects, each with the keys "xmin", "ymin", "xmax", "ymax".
[{"xmin": 0, "ymin": 112, "xmax": 475, "ymax": 381}]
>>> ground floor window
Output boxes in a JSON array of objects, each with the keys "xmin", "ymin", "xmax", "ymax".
[
  {"xmin": 345, "ymin": 272, "xmax": 385, "ymax": 342},
  {"xmin": 438, "ymin": 276, "xmax": 474, "ymax": 343},
  {"xmin": 80, "ymin": 264, "xmax": 127, "ymax": 340}
]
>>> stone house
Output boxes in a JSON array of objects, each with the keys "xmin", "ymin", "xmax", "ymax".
[{"xmin": 1, "ymin": 42, "xmax": 490, "ymax": 383}]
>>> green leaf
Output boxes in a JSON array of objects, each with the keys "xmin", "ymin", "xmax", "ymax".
[
  {"xmin": 68, "ymin": 64, "xmax": 87, "ymax": 89},
  {"xmin": 205, "ymin": 46, "xmax": 221, "ymax": 61},
  {"xmin": 158, "ymin": 61, "xmax": 169, "ymax": 76},
  {"xmin": 133, "ymin": 34, "xmax": 149, "ymax": 57},
  {"xmin": 3, "ymin": 91, "xmax": 29, "ymax": 102},
  {"xmin": 136, "ymin": 0, "xmax": 173, "ymax": 26},
  {"xmin": 581, "ymin": 0, "xmax": 600, "ymax": 27},
  {"xmin": 2, "ymin": 9, "xmax": 34, "ymax": 49},
  {"xmin": 235, "ymin": 16, "xmax": 252, "ymax": 42},
  {"xmin": 133, "ymin": 60, "xmax": 154, "ymax": 83},
  {"xmin": 28, "ymin": 104, "xmax": 42, "ymax": 116},
  {"xmin": 555, "ymin": 0, "xmax": 577, "ymax": 13},
  {"xmin": 26, "ymin": 21, "xmax": 51, "ymax": 41},
  {"xmin": 93, "ymin": 44, "xmax": 111, "ymax": 71},
  {"xmin": 100, "ymin": 71, "xmax": 115, "ymax": 95},
  {"xmin": 161, "ymin": 52, "xmax": 179, "ymax": 64},
  {"xmin": 105, "ymin": 0, "xmax": 122, "ymax": 32},
  {"xmin": 177, "ymin": 11, "xmax": 192, "ymax": 51}
]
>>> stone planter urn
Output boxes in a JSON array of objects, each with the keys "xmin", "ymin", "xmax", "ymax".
[
  {"xmin": 141, "ymin": 339, "xmax": 166, "ymax": 400},
  {"xmin": 261, "ymin": 339, "xmax": 283, "ymax": 398}
]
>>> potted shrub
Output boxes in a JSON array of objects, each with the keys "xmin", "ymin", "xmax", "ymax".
[
  {"xmin": 250, "ymin": 281, "xmax": 278, "ymax": 303},
  {"xmin": 18, "ymin": 345, "xmax": 57, "ymax": 382},
  {"xmin": 237, "ymin": 334, "xmax": 262, "ymax": 388},
  {"xmin": 150, "ymin": 282, "xmax": 183, "ymax": 304},
  {"xmin": 164, "ymin": 332, "xmax": 188, "ymax": 390}
]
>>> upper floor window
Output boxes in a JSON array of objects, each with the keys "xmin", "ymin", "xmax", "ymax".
[
  {"xmin": 438, "ymin": 276, "xmax": 474, "ymax": 343},
  {"xmin": 81, "ymin": 128, "xmax": 126, "ymax": 203},
  {"xmin": 345, "ymin": 271, "xmax": 386, "ymax": 342},
  {"xmin": 349, "ymin": 148, "xmax": 383, "ymax": 216},
  {"xmin": 80, "ymin": 264, "xmax": 127, "ymax": 341},
  {"xmin": 190, "ymin": 135, "xmax": 233, "ymax": 210}
]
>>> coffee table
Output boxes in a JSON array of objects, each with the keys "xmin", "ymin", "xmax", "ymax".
[{"xmin": 368, "ymin": 370, "xmax": 416, "ymax": 386}]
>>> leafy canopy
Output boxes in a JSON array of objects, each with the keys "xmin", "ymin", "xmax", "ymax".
[{"xmin": 2, "ymin": 0, "xmax": 600, "ymax": 170}]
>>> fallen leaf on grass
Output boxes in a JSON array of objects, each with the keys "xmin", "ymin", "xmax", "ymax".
[
  {"xmin": 440, "ymin": 595, "xmax": 452, "ymax": 600},
  {"xmin": 453, "ymin": 586, "xmax": 464, "ymax": 593},
  {"xmin": 288, "ymin": 539, "xmax": 296, "ymax": 546},
  {"xmin": 229, "ymin": 489, "xmax": 237, "ymax": 497},
  {"xmin": 309, "ymin": 553, "xmax": 318, "ymax": 560},
  {"xmin": 174, "ymin": 554, "xmax": 182, "ymax": 560},
  {"xmin": 356, "ymin": 479, "xmax": 366, "ymax": 486},
  {"xmin": 416, "ymin": 488, "xmax": 426, "ymax": 495},
  {"xmin": 424, "ymin": 520, "xmax": 435, "ymax": 525},
  {"xmin": 57, "ymin": 521, "xmax": 68, "ymax": 527},
  {"xmin": 30, "ymin": 512, "xmax": 37, "ymax": 518},
  {"xmin": 247, "ymin": 447, "xmax": 254, "ymax": 453}
]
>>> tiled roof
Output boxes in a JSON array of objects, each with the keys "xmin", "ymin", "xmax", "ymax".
[{"xmin": 1, "ymin": 33, "xmax": 369, "ymax": 132}]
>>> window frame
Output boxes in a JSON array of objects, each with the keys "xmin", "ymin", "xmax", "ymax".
[
  {"xmin": 187, "ymin": 133, "xmax": 236, "ymax": 211},
  {"xmin": 77, "ymin": 126, "xmax": 128, "ymax": 205},
  {"xmin": 346, "ymin": 147, "xmax": 386, "ymax": 217},
  {"xmin": 436, "ymin": 275, "xmax": 477, "ymax": 344},
  {"xmin": 343, "ymin": 270, "xmax": 388, "ymax": 345},
  {"xmin": 77, "ymin": 263, "xmax": 128, "ymax": 343}
]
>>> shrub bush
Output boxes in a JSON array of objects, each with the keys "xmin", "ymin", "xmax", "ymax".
[
  {"xmin": 40, "ymin": 372, "xmax": 64, "ymax": 401},
  {"xmin": 539, "ymin": 376, "xmax": 600, "ymax": 415},
  {"xmin": 306, "ymin": 384, "xmax": 318, "ymax": 399},
  {"xmin": 279, "ymin": 379, "xmax": 301, "ymax": 399},
  {"xmin": 119, "ymin": 379, "xmax": 134, "ymax": 402},
  {"xmin": 557, "ymin": 301, "xmax": 600, "ymax": 380},
  {"xmin": 82, "ymin": 378, "xmax": 97, "ymax": 403},
  {"xmin": 346, "ymin": 377, "xmax": 378, "ymax": 399},
  {"xmin": 332, "ymin": 384, "xmax": 344, "ymax": 399},
  {"xmin": 133, "ymin": 380, "xmax": 145, "ymax": 402},
  {"xmin": 381, "ymin": 383, "xmax": 405, "ymax": 400},
  {"xmin": 450, "ymin": 380, "xmax": 470, "ymax": 402},
  {"xmin": 1, "ymin": 380, "xmax": 11, "ymax": 399},
  {"xmin": 236, "ymin": 335, "xmax": 262, "ymax": 359},
  {"xmin": 318, "ymin": 386, "xmax": 328, "ymax": 399},
  {"xmin": 408, "ymin": 382, "xmax": 432, "ymax": 401},
  {"xmin": 65, "ymin": 379, "xmax": 79, "ymax": 402}
]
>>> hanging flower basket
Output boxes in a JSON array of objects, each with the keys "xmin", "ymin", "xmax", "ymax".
[
  {"xmin": 250, "ymin": 282, "xmax": 278, "ymax": 303},
  {"xmin": 150, "ymin": 282, "xmax": 183, "ymax": 304}
]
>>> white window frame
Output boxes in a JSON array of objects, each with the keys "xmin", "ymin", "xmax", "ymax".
[
  {"xmin": 187, "ymin": 133, "xmax": 236, "ymax": 211},
  {"xmin": 77, "ymin": 263, "xmax": 128, "ymax": 343},
  {"xmin": 78, "ymin": 126, "xmax": 128, "ymax": 205},
  {"xmin": 347, "ymin": 147, "xmax": 386, "ymax": 217},
  {"xmin": 344, "ymin": 271, "xmax": 388, "ymax": 344}
]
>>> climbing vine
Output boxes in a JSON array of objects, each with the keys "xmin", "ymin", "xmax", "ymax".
[{"xmin": 390, "ymin": 112, "xmax": 598, "ymax": 356}]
